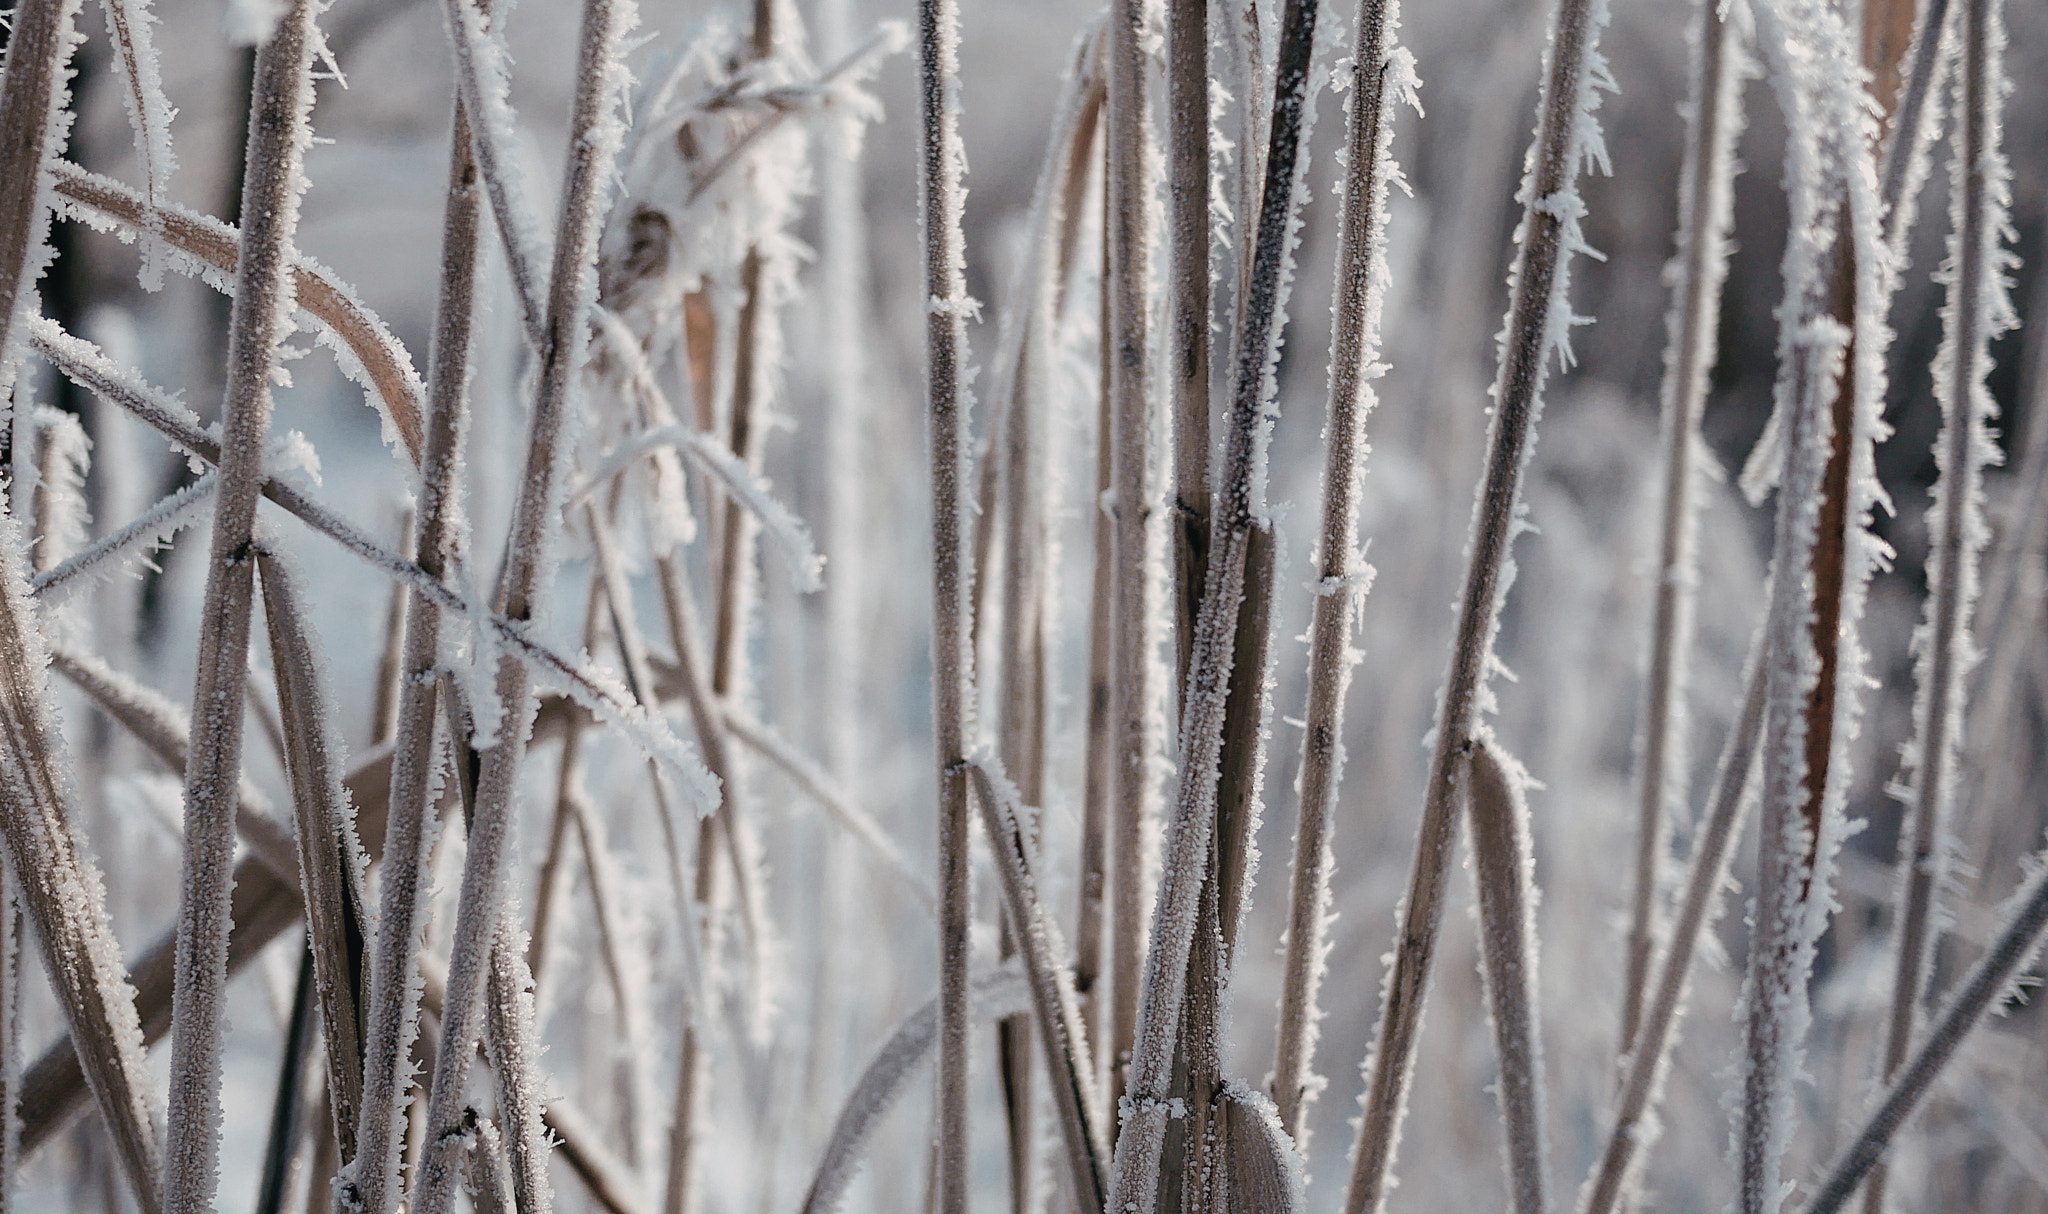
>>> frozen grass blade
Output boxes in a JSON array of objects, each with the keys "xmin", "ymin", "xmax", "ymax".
[
  {"xmin": 0, "ymin": 0, "xmax": 83, "ymax": 394},
  {"xmin": 1271, "ymin": 0, "xmax": 1412, "ymax": 1140},
  {"xmin": 252, "ymin": 946, "xmax": 316, "ymax": 1214},
  {"xmin": 967, "ymin": 759, "xmax": 1108, "ymax": 1214},
  {"xmin": 1167, "ymin": 0, "xmax": 1212, "ymax": 697},
  {"xmin": 1109, "ymin": 0, "xmax": 1322, "ymax": 1205},
  {"xmin": 165, "ymin": 1, "xmax": 318, "ymax": 1203},
  {"xmin": 914, "ymin": 0, "xmax": 976, "ymax": 1207},
  {"xmin": 1802, "ymin": 840, "xmax": 2048, "ymax": 1214},
  {"xmin": 1580, "ymin": 633, "xmax": 1767, "ymax": 1214},
  {"xmin": 45, "ymin": 645, "xmax": 299, "ymax": 883},
  {"xmin": 31, "ymin": 474, "xmax": 218, "ymax": 604},
  {"xmin": 798, "ymin": 967, "xmax": 1030, "ymax": 1214},
  {"xmin": 95, "ymin": 0, "xmax": 176, "ymax": 285},
  {"xmin": 255, "ymin": 545, "xmax": 370, "ymax": 1166},
  {"xmin": 1465, "ymin": 738, "xmax": 1548, "ymax": 1214},
  {"xmin": 1617, "ymin": 0, "xmax": 1747, "ymax": 1053},
  {"xmin": 1343, "ymin": 0, "xmax": 1614, "ymax": 1199},
  {"xmin": 483, "ymin": 918, "xmax": 554, "ymax": 1214}
]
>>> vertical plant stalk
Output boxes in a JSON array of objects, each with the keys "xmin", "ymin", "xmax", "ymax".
[
  {"xmin": 482, "ymin": 918, "xmax": 553, "ymax": 1214},
  {"xmin": 166, "ymin": 2, "xmax": 319, "ymax": 1207},
  {"xmin": 915, "ymin": 0, "xmax": 975, "ymax": 1208},
  {"xmin": 1343, "ymin": 0, "xmax": 1613, "ymax": 1202},
  {"xmin": 1863, "ymin": 0, "xmax": 2008, "ymax": 1206},
  {"xmin": 256, "ymin": 545, "xmax": 370, "ymax": 1165},
  {"xmin": 1735, "ymin": 0, "xmax": 1891, "ymax": 1200},
  {"xmin": 1108, "ymin": 1, "xmax": 1322, "ymax": 1208},
  {"xmin": 1804, "ymin": 841, "xmax": 2048, "ymax": 1214},
  {"xmin": 1105, "ymin": 0, "xmax": 1159, "ymax": 1107},
  {"xmin": 1579, "ymin": 633, "xmax": 1767, "ymax": 1214},
  {"xmin": 1076, "ymin": 277, "xmax": 1114, "ymax": 1082},
  {"xmin": 1617, "ymin": 0, "xmax": 1746, "ymax": 1053},
  {"xmin": 0, "ymin": 0, "xmax": 84, "ymax": 395},
  {"xmin": 1167, "ymin": 0, "xmax": 1212, "ymax": 698},
  {"xmin": 339, "ymin": 86, "xmax": 484, "ymax": 1214},
  {"xmin": 1181, "ymin": 521, "xmax": 1277, "ymax": 1213},
  {"xmin": 1271, "ymin": 0, "xmax": 1409, "ymax": 1142},
  {"xmin": 408, "ymin": 0, "xmax": 634, "ymax": 1205},
  {"xmin": 1465, "ymin": 739, "xmax": 1549, "ymax": 1214}
]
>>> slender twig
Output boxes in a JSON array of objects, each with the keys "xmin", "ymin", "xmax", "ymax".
[
  {"xmin": 1617, "ymin": 0, "xmax": 1746, "ymax": 1053},
  {"xmin": 916, "ymin": 0, "xmax": 976, "ymax": 1208},
  {"xmin": 47, "ymin": 162, "xmax": 426, "ymax": 457},
  {"xmin": 166, "ymin": 3, "xmax": 319, "ymax": 1204},
  {"xmin": 1272, "ymin": 0, "xmax": 1410, "ymax": 1140}
]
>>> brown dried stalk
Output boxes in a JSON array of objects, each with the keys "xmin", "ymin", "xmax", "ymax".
[
  {"xmin": 166, "ymin": 2, "xmax": 319, "ymax": 1204},
  {"xmin": 1272, "ymin": 0, "xmax": 1407, "ymax": 1141},
  {"xmin": 916, "ymin": 0, "xmax": 977, "ymax": 1207}
]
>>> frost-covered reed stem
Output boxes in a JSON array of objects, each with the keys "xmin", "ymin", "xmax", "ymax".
[
  {"xmin": 253, "ymin": 947, "xmax": 316, "ymax": 1214},
  {"xmin": 1167, "ymin": 0, "xmax": 1212, "ymax": 695},
  {"xmin": 166, "ymin": 1, "xmax": 318, "ymax": 1205},
  {"xmin": 915, "ymin": 0, "xmax": 976, "ymax": 1208},
  {"xmin": 483, "ymin": 919, "xmax": 553, "ymax": 1214},
  {"xmin": 1580, "ymin": 636, "xmax": 1766, "ymax": 1214},
  {"xmin": 1272, "ymin": 0, "xmax": 1407, "ymax": 1141},
  {"xmin": 1865, "ymin": 0, "xmax": 2007, "ymax": 1205},
  {"xmin": 409, "ymin": 0, "xmax": 632, "ymax": 1208},
  {"xmin": 1804, "ymin": 841, "xmax": 2048, "ymax": 1214},
  {"xmin": 1736, "ymin": 0, "xmax": 1888, "ymax": 1203},
  {"xmin": 341, "ymin": 88, "xmax": 483, "ymax": 1214},
  {"xmin": 1344, "ymin": 0, "xmax": 1612, "ymax": 1201},
  {"xmin": 1466, "ymin": 740, "xmax": 1548, "ymax": 1214},
  {"xmin": 1105, "ymin": 0, "xmax": 1159, "ymax": 1104},
  {"xmin": 1076, "ymin": 344, "xmax": 1114, "ymax": 1081},
  {"xmin": 1107, "ymin": 1, "xmax": 1321, "ymax": 1207},
  {"xmin": 1618, "ymin": 0, "xmax": 1745, "ymax": 1053},
  {"xmin": 255, "ymin": 546, "xmax": 369, "ymax": 1164}
]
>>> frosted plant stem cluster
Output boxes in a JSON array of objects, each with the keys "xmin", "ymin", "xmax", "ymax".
[
  {"xmin": 1271, "ymin": 0, "xmax": 1411, "ymax": 1143},
  {"xmin": 1736, "ymin": 0, "xmax": 1889, "ymax": 1203},
  {"xmin": 1344, "ymin": 0, "xmax": 1613, "ymax": 1201},
  {"xmin": 1617, "ymin": 0, "xmax": 1747, "ymax": 1054},
  {"xmin": 1108, "ymin": 0, "xmax": 1322, "ymax": 1207},
  {"xmin": 337, "ymin": 88, "xmax": 483, "ymax": 1214},
  {"xmin": 166, "ymin": 2, "xmax": 318, "ymax": 1208},
  {"xmin": 915, "ymin": 0, "xmax": 976, "ymax": 1210},
  {"xmin": 408, "ymin": 0, "xmax": 634, "ymax": 1207},
  {"xmin": 1864, "ymin": 0, "xmax": 2011, "ymax": 1204}
]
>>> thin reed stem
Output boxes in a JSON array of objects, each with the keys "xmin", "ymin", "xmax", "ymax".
[
  {"xmin": 1344, "ymin": 0, "xmax": 1613, "ymax": 1199},
  {"xmin": 1618, "ymin": 0, "xmax": 1745, "ymax": 1053},
  {"xmin": 916, "ymin": 0, "xmax": 976, "ymax": 1208},
  {"xmin": 166, "ymin": 2, "xmax": 319, "ymax": 1204},
  {"xmin": 1272, "ymin": 0, "xmax": 1408, "ymax": 1141}
]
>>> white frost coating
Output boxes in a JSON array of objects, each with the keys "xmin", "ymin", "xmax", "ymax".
[
  {"xmin": 96, "ymin": 0, "xmax": 176, "ymax": 290},
  {"xmin": 797, "ymin": 965, "xmax": 1030, "ymax": 1214},
  {"xmin": 31, "ymin": 473, "xmax": 218, "ymax": 602},
  {"xmin": 1732, "ymin": 0, "xmax": 1893, "ymax": 1206}
]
